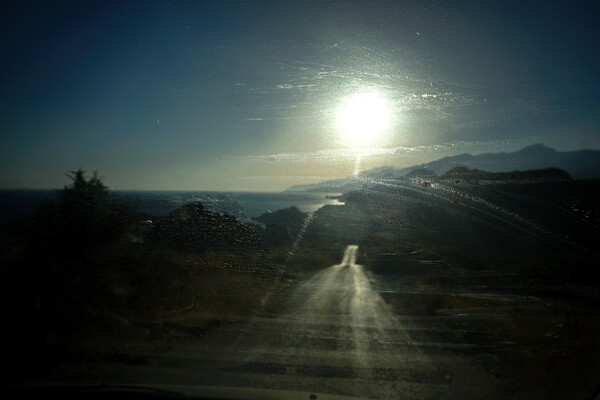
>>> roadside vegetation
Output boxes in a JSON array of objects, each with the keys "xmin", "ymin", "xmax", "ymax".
[{"xmin": 1, "ymin": 170, "xmax": 289, "ymax": 382}]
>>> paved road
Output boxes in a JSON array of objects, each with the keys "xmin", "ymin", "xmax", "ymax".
[{"xmin": 117, "ymin": 245, "xmax": 497, "ymax": 399}]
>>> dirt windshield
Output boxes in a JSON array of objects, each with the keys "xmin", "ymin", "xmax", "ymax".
[{"xmin": 1, "ymin": 1, "xmax": 599, "ymax": 399}]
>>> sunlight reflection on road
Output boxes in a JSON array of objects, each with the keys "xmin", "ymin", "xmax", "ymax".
[
  {"xmin": 287, "ymin": 245, "xmax": 442, "ymax": 397},
  {"xmin": 158, "ymin": 245, "xmax": 496, "ymax": 399},
  {"xmin": 277, "ymin": 245, "xmax": 496, "ymax": 398}
]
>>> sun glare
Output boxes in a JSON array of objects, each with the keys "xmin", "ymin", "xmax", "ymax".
[{"xmin": 336, "ymin": 91, "xmax": 391, "ymax": 147}]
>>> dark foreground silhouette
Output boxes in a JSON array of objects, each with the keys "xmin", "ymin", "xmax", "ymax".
[{"xmin": 2, "ymin": 169, "xmax": 599, "ymax": 399}]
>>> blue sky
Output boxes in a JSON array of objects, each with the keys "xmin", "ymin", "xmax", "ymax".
[{"xmin": 1, "ymin": 0, "xmax": 599, "ymax": 190}]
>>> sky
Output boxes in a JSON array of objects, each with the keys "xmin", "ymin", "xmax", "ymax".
[{"xmin": 1, "ymin": 0, "xmax": 599, "ymax": 191}]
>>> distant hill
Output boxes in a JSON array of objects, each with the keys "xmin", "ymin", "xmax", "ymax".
[
  {"xmin": 398, "ymin": 144, "xmax": 600, "ymax": 179},
  {"xmin": 286, "ymin": 178, "xmax": 363, "ymax": 192},
  {"xmin": 253, "ymin": 206, "xmax": 307, "ymax": 235},
  {"xmin": 285, "ymin": 144, "xmax": 600, "ymax": 192},
  {"xmin": 152, "ymin": 202, "xmax": 262, "ymax": 252}
]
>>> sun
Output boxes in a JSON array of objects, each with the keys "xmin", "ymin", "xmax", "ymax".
[{"xmin": 336, "ymin": 91, "xmax": 391, "ymax": 147}]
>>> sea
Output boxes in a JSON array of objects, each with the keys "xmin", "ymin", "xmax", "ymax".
[{"xmin": 0, "ymin": 189, "xmax": 344, "ymax": 224}]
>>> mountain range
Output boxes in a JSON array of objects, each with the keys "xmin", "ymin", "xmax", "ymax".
[{"xmin": 286, "ymin": 144, "xmax": 600, "ymax": 192}]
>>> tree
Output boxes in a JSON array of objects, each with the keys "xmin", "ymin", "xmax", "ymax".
[
  {"xmin": 58, "ymin": 169, "xmax": 108, "ymax": 209},
  {"xmin": 53, "ymin": 169, "xmax": 128, "ymax": 247}
]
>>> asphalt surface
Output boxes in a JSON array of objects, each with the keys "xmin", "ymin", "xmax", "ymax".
[{"xmin": 116, "ymin": 245, "xmax": 498, "ymax": 399}]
